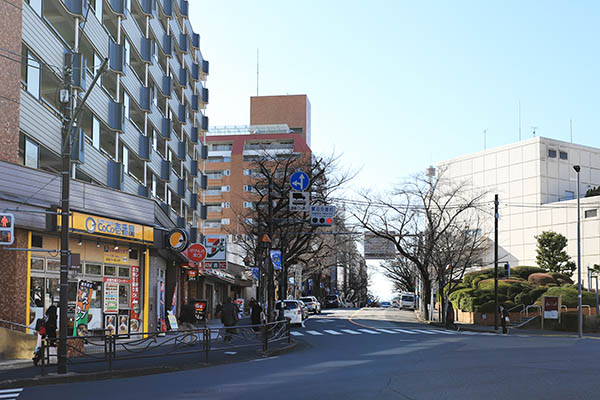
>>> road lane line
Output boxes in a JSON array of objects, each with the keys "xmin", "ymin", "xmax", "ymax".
[
  {"xmin": 0, "ymin": 391, "xmax": 22, "ymax": 394},
  {"xmin": 412, "ymin": 329, "xmax": 438, "ymax": 335},
  {"xmin": 290, "ymin": 331, "xmax": 304, "ymax": 336},
  {"xmin": 306, "ymin": 330, "xmax": 324, "ymax": 336},
  {"xmin": 393, "ymin": 329, "xmax": 418, "ymax": 334},
  {"xmin": 376, "ymin": 328, "xmax": 399, "ymax": 334},
  {"xmin": 323, "ymin": 330, "xmax": 343, "ymax": 335},
  {"xmin": 431, "ymin": 329, "xmax": 458, "ymax": 335},
  {"xmin": 358, "ymin": 329, "xmax": 381, "ymax": 334},
  {"xmin": 341, "ymin": 329, "xmax": 362, "ymax": 335}
]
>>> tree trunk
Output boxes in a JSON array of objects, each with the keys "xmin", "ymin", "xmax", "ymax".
[{"xmin": 420, "ymin": 275, "xmax": 431, "ymax": 320}]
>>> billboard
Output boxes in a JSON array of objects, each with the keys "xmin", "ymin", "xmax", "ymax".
[{"xmin": 363, "ymin": 233, "xmax": 396, "ymax": 260}]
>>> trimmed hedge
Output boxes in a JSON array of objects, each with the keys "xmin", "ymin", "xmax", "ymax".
[
  {"xmin": 510, "ymin": 266, "xmax": 546, "ymax": 280},
  {"xmin": 541, "ymin": 286, "xmax": 597, "ymax": 308}
]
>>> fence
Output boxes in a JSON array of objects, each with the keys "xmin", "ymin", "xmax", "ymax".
[{"xmin": 36, "ymin": 320, "xmax": 290, "ymax": 375}]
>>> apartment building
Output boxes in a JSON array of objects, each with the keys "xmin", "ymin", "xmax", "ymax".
[
  {"xmin": 200, "ymin": 95, "xmax": 311, "ymax": 306},
  {"xmin": 440, "ymin": 137, "xmax": 600, "ymax": 286},
  {"xmin": 0, "ymin": 0, "xmax": 208, "ymax": 333}
]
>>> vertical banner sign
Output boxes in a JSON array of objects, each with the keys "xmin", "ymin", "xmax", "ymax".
[
  {"xmin": 251, "ymin": 267, "xmax": 260, "ymax": 280},
  {"xmin": 171, "ymin": 284, "xmax": 178, "ymax": 315},
  {"xmin": 159, "ymin": 281, "xmax": 166, "ymax": 332},
  {"xmin": 103, "ymin": 282, "xmax": 119, "ymax": 314},
  {"xmin": 270, "ymin": 250, "xmax": 282, "ymax": 271},
  {"xmin": 73, "ymin": 280, "xmax": 94, "ymax": 336},
  {"xmin": 130, "ymin": 265, "xmax": 140, "ymax": 333}
]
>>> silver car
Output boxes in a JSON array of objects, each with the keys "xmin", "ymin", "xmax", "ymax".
[{"xmin": 299, "ymin": 296, "xmax": 322, "ymax": 314}]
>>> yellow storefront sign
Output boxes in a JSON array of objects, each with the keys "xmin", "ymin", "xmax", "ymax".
[{"xmin": 57, "ymin": 211, "xmax": 154, "ymax": 244}]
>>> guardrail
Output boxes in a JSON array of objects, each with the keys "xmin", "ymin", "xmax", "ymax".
[
  {"xmin": 524, "ymin": 305, "xmax": 541, "ymax": 318},
  {"xmin": 36, "ymin": 320, "xmax": 290, "ymax": 375},
  {"xmin": 0, "ymin": 319, "xmax": 36, "ymax": 335},
  {"xmin": 507, "ymin": 304, "xmax": 524, "ymax": 313}
]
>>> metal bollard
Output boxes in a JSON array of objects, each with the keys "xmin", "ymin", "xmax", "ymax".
[{"xmin": 262, "ymin": 323, "xmax": 268, "ymax": 353}]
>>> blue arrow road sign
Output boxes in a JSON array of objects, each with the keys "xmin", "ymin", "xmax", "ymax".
[{"xmin": 290, "ymin": 171, "xmax": 309, "ymax": 191}]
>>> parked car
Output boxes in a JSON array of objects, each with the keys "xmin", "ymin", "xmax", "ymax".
[
  {"xmin": 400, "ymin": 293, "xmax": 416, "ymax": 310},
  {"xmin": 276, "ymin": 300, "xmax": 304, "ymax": 325},
  {"xmin": 381, "ymin": 301, "xmax": 391, "ymax": 308},
  {"xmin": 325, "ymin": 294, "xmax": 343, "ymax": 309},
  {"xmin": 299, "ymin": 296, "xmax": 321, "ymax": 314}
]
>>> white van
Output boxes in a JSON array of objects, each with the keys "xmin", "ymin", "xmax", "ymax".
[{"xmin": 400, "ymin": 293, "xmax": 416, "ymax": 310}]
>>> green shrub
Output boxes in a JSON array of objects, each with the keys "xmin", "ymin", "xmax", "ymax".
[
  {"xmin": 551, "ymin": 272, "xmax": 573, "ymax": 284},
  {"xmin": 511, "ymin": 266, "xmax": 546, "ymax": 280},
  {"xmin": 528, "ymin": 273, "xmax": 556, "ymax": 286},
  {"xmin": 463, "ymin": 268, "xmax": 494, "ymax": 287},
  {"xmin": 514, "ymin": 292, "xmax": 532, "ymax": 306},
  {"xmin": 541, "ymin": 286, "xmax": 597, "ymax": 307},
  {"xmin": 528, "ymin": 287, "xmax": 548, "ymax": 303}
]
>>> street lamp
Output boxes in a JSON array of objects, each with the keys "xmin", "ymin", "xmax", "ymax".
[{"xmin": 573, "ymin": 165, "xmax": 582, "ymax": 338}]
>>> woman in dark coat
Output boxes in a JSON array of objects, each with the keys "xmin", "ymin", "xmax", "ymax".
[
  {"xmin": 45, "ymin": 304, "xmax": 58, "ymax": 343},
  {"xmin": 250, "ymin": 299, "xmax": 262, "ymax": 331}
]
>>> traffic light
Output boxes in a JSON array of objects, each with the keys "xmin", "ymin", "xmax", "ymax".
[
  {"xmin": 504, "ymin": 262, "xmax": 510, "ymax": 278},
  {"xmin": 0, "ymin": 213, "xmax": 14, "ymax": 245},
  {"xmin": 310, "ymin": 216, "xmax": 333, "ymax": 226}
]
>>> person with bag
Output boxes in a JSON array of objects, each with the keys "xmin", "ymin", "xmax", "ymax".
[
  {"xmin": 501, "ymin": 305, "xmax": 510, "ymax": 334},
  {"xmin": 250, "ymin": 299, "xmax": 262, "ymax": 332}
]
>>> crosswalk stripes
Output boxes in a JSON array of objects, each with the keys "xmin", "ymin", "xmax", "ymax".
[
  {"xmin": 412, "ymin": 329, "xmax": 438, "ymax": 335},
  {"xmin": 375, "ymin": 328, "xmax": 399, "ymax": 334},
  {"xmin": 358, "ymin": 328, "xmax": 381, "ymax": 334},
  {"xmin": 0, "ymin": 388, "xmax": 23, "ymax": 399},
  {"xmin": 289, "ymin": 327, "xmax": 500, "ymax": 337},
  {"xmin": 393, "ymin": 328, "xmax": 419, "ymax": 334}
]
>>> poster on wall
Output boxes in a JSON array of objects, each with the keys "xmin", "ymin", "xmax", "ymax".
[
  {"xmin": 103, "ymin": 246, "xmax": 130, "ymax": 265},
  {"xmin": 103, "ymin": 282, "xmax": 119, "ymax": 314},
  {"xmin": 118, "ymin": 315, "xmax": 129, "ymax": 335},
  {"xmin": 73, "ymin": 280, "xmax": 94, "ymax": 336},
  {"xmin": 130, "ymin": 265, "xmax": 141, "ymax": 333},
  {"xmin": 158, "ymin": 280, "xmax": 166, "ymax": 332},
  {"xmin": 105, "ymin": 314, "xmax": 116, "ymax": 335}
]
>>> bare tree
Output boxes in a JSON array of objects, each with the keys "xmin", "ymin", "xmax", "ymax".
[
  {"xmin": 352, "ymin": 168, "xmax": 488, "ymax": 319},
  {"xmin": 380, "ymin": 255, "xmax": 417, "ymax": 294}
]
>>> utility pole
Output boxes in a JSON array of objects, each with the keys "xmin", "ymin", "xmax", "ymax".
[
  {"xmin": 494, "ymin": 194, "xmax": 499, "ymax": 331},
  {"xmin": 57, "ymin": 55, "xmax": 108, "ymax": 374}
]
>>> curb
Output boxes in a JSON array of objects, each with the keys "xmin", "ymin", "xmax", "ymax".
[{"xmin": 0, "ymin": 340, "xmax": 299, "ymax": 389}]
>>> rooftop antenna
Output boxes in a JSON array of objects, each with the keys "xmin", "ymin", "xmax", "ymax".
[
  {"xmin": 570, "ymin": 119, "xmax": 573, "ymax": 143},
  {"xmin": 256, "ymin": 48, "xmax": 259, "ymax": 96},
  {"xmin": 483, "ymin": 129, "xmax": 488, "ymax": 150},
  {"xmin": 518, "ymin": 100, "xmax": 521, "ymax": 141},
  {"xmin": 532, "ymin": 126, "xmax": 538, "ymax": 137}
]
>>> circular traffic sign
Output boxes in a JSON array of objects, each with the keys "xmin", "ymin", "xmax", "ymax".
[
  {"xmin": 167, "ymin": 228, "xmax": 189, "ymax": 252},
  {"xmin": 186, "ymin": 243, "xmax": 207, "ymax": 262},
  {"xmin": 290, "ymin": 171, "xmax": 309, "ymax": 191}
]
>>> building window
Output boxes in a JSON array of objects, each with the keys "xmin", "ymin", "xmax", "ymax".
[
  {"xmin": 124, "ymin": 39, "xmax": 131, "ymax": 66},
  {"xmin": 123, "ymin": 92, "xmax": 130, "ymax": 120},
  {"xmin": 585, "ymin": 209, "xmax": 598, "ymax": 218},
  {"xmin": 85, "ymin": 263, "xmax": 102, "ymax": 275},
  {"xmin": 221, "ymin": 218, "xmax": 230, "ymax": 225},
  {"xmin": 92, "ymin": 116, "xmax": 101, "ymax": 150},
  {"xmin": 26, "ymin": 0, "xmax": 42, "ymax": 16},
  {"xmin": 221, "ymin": 185, "xmax": 230, "ymax": 192},
  {"xmin": 243, "ymin": 169, "xmax": 252, "ymax": 176},
  {"xmin": 223, "ymin": 170, "xmax": 231, "ymax": 176},
  {"xmin": 94, "ymin": 0, "xmax": 102, "ymax": 20},
  {"xmin": 24, "ymin": 138, "xmax": 39, "ymax": 169},
  {"xmin": 548, "ymin": 149, "xmax": 557, "ymax": 158},
  {"xmin": 243, "ymin": 201, "xmax": 253, "ymax": 208},
  {"xmin": 221, "ymin": 202, "xmax": 230, "ymax": 208},
  {"xmin": 122, "ymin": 145, "xmax": 129, "ymax": 174},
  {"xmin": 244, "ymin": 218, "xmax": 253, "ymax": 224},
  {"xmin": 243, "ymin": 185, "xmax": 253, "ymax": 192},
  {"xmin": 23, "ymin": 48, "xmax": 40, "ymax": 99},
  {"xmin": 559, "ymin": 151, "xmax": 568, "ymax": 160},
  {"xmin": 564, "ymin": 190, "xmax": 575, "ymax": 200},
  {"xmin": 31, "ymin": 258, "xmax": 44, "ymax": 271}
]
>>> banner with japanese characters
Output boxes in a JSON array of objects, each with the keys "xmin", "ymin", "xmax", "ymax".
[{"xmin": 73, "ymin": 280, "xmax": 94, "ymax": 336}]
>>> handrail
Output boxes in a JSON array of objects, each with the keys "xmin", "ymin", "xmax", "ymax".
[
  {"xmin": 580, "ymin": 305, "xmax": 591, "ymax": 316},
  {"xmin": 0, "ymin": 319, "xmax": 37, "ymax": 334},
  {"xmin": 525, "ymin": 305, "xmax": 541, "ymax": 318},
  {"xmin": 507, "ymin": 304, "xmax": 524, "ymax": 313}
]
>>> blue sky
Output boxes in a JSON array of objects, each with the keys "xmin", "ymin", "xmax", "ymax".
[{"xmin": 189, "ymin": 1, "xmax": 600, "ymax": 299}]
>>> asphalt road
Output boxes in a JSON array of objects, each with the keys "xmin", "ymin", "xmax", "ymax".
[{"xmin": 15, "ymin": 308, "xmax": 600, "ymax": 400}]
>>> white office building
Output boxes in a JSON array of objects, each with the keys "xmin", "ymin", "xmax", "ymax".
[{"xmin": 439, "ymin": 137, "xmax": 600, "ymax": 287}]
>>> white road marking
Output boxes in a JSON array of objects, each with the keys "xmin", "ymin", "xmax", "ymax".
[
  {"xmin": 358, "ymin": 329, "xmax": 381, "ymax": 334},
  {"xmin": 301, "ymin": 321, "xmax": 306, "ymax": 328},
  {"xmin": 412, "ymin": 329, "xmax": 437, "ymax": 335},
  {"xmin": 314, "ymin": 319, "xmax": 335, "ymax": 323},
  {"xmin": 0, "ymin": 391, "xmax": 22, "ymax": 395},
  {"xmin": 323, "ymin": 330, "xmax": 343, "ymax": 335},
  {"xmin": 224, "ymin": 351, "xmax": 237, "ymax": 355},
  {"xmin": 341, "ymin": 329, "xmax": 362, "ymax": 335},
  {"xmin": 251, "ymin": 356, "xmax": 280, "ymax": 362},
  {"xmin": 376, "ymin": 328, "xmax": 399, "ymax": 334},
  {"xmin": 431, "ymin": 329, "xmax": 458, "ymax": 335},
  {"xmin": 306, "ymin": 330, "xmax": 324, "ymax": 336},
  {"xmin": 393, "ymin": 329, "xmax": 418, "ymax": 334},
  {"xmin": 290, "ymin": 331, "xmax": 304, "ymax": 336}
]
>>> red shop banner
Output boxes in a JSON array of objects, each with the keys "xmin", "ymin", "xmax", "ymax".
[{"xmin": 130, "ymin": 265, "xmax": 141, "ymax": 333}]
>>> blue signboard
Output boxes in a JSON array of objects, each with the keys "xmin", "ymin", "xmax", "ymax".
[{"xmin": 290, "ymin": 171, "xmax": 309, "ymax": 191}]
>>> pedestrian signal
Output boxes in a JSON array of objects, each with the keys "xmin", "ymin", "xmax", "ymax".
[{"xmin": 0, "ymin": 213, "xmax": 14, "ymax": 245}]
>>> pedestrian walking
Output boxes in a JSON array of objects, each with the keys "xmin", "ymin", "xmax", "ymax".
[
  {"xmin": 250, "ymin": 299, "xmax": 262, "ymax": 332},
  {"xmin": 220, "ymin": 297, "xmax": 238, "ymax": 342},
  {"xmin": 446, "ymin": 302, "xmax": 458, "ymax": 331},
  {"xmin": 500, "ymin": 305, "xmax": 510, "ymax": 334},
  {"xmin": 179, "ymin": 303, "xmax": 196, "ymax": 330},
  {"xmin": 44, "ymin": 304, "xmax": 58, "ymax": 343}
]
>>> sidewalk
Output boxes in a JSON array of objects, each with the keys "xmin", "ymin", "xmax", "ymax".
[{"xmin": 0, "ymin": 317, "xmax": 297, "ymax": 389}]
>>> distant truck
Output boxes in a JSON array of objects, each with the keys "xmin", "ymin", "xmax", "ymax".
[{"xmin": 399, "ymin": 293, "xmax": 416, "ymax": 310}]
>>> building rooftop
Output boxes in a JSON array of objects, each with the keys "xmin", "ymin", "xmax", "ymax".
[{"xmin": 208, "ymin": 124, "xmax": 293, "ymax": 136}]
